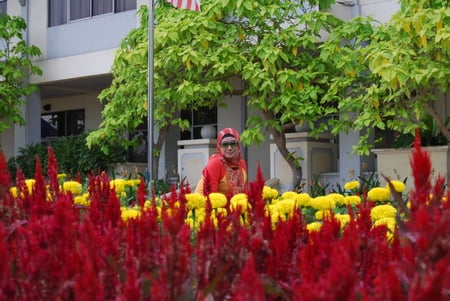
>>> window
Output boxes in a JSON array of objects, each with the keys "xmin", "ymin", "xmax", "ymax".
[
  {"xmin": 48, "ymin": 0, "xmax": 136, "ymax": 27},
  {"xmin": 0, "ymin": 1, "xmax": 6, "ymax": 15},
  {"xmin": 41, "ymin": 109, "xmax": 85, "ymax": 144},
  {"xmin": 180, "ymin": 106, "xmax": 217, "ymax": 140}
]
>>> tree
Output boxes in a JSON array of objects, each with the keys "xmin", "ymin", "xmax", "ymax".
[
  {"xmin": 321, "ymin": 0, "xmax": 450, "ymax": 155},
  {"xmin": 0, "ymin": 14, "xmax": 42, "ymax": 139},
  {"xmin": 88, "ymin": 0, "xmax": 341, "ymax": 187},
  {"xmin": 86, "ymin": 4, "xmax": 244, "ymax": 179},
  {"xmin": 230, "ymin": 0, "xmax": 342, "ymax": 188}
]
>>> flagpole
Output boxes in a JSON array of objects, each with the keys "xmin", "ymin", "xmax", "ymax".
[{"xmin": 147, "ymin": 0, "xmax": 154, "ymax": 191}]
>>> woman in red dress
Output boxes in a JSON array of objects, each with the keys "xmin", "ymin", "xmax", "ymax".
[{"xmin": 195, "ymin": 128, "xmax": 247, "ymax": 199}]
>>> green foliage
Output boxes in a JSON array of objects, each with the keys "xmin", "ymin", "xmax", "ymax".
[
  {"xmin": 87, "ymin": 0, "xmax": 340, "ymax": 177},
  {"xmin": 7, "ymin": 143, "xmax": 47, "ymax": 179},
  {"xmin": 358, "ymin": 171, "xmax": 381, "ymax": 196},
  {"xmin": 7, "ymin": 133, "xmax": 127, "ymax": 180},
  {"xmin": 309, "ymin": 175, "xmax": 331, "ymax": 197},
  {"xmin": 393, "ymin": 115, "xmax": 449, "ymax": 148},
  {"xmin": 52, "ymin": 132, "xmax": 127, "ymax": 177},
  {"xmin": 0, "ymin": 14, "xmax": 42, "ymax": 135},
  {"xmin": 322, "ymin": 2, "xmax": 450, "ymax": 154}
]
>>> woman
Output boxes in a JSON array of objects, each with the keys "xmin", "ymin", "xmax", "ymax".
[{"xmin": 195, "ymin": 128, "xmax": 247, "ymax": 198}]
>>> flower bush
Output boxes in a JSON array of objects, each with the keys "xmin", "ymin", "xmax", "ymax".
[{"xmin": 0, "ymin": 133, "xmax": 449, "ymax": 300}]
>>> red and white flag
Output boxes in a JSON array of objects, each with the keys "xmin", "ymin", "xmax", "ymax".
[{"xmin": 166, "ymin": 0, "xmax": 201, "ymax": 11}]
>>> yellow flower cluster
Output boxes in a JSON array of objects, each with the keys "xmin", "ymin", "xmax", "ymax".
[
  {"xmin": 344, "ymin": 195, "xmax": 361, "ymax": 206},
  {"xmin": 208, "ymin": 192, "xmax": 227, "ymax": 209},
  {"xmin": 344, "ymin": 180, "xmax": 360, "ymax": 190},
  {"xmin": 306, "ymin": 222, "xmax": 322, "ymax": 232},
  {"xmin": 274, "ymin": 198, "xmax": 297, "ymax": 216},
  {"xmin": 185, "ymin": 193, "xmax": 207, "ymax": 210},
  {"xmin": 370, "ymin": 204, "xmax": 397, "ymax": 221},
  {"xmin": 327, "ymin": 193, "xmax": 346, "ymax": 206},
  {"xmin": 373, "ymin": 217, "xmax": 397, "ymax": 241},
  {"xmin": 367, "ymin": 187, "xmax": 391, "ymax": 202},
  {"xmin": 74, "ymin": 193, "xmax": 90, "ymax": 206},
  {"xmin": 120, "ymin": 207, "xmax": 141, "ymax": 222},
  {"xmin": 385, "ymin": 180, "xmax": 406, "ymax": 193},
  {"xmin": 110, "ymin": 179, "xmax": 127, "ymax": 194},
  {"xmin": 296, "ymin": 193, "xmax": 311, "ymax": 207},
  {"xmin": 63, "ymin": 181, "xmax": 83, "ymax": 195},
  {"xmin": 309, "ymin": 196, "xmax": 336, "ymax": 211},
  {"xmin": 230, "ymin": 193, "xmax": 250, "ymax": 211},
  {"xmin": 262, "ymin": 186, "xmax": 279, "ymax": 201},
  {"xmin": 10, "ymin": 179, "xmax": 36, "ymax": 198},
  {"xmin": 335, "ymin": 213, "xmax": 351, "ymax": 229},
  {"xmin": 315, "ymin": 210, "xmax": 332, "ymax": 221}
]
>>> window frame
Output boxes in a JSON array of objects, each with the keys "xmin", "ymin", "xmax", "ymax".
[
  {"xmin": 48, "ymin": 0, "xmax": 136, "ymax": 27},
  {"xmin": 180, "ymin": 105, "xmax": 218, "ymax": 140},
  {"xmin": 41, "ymin": 109, "xmax": 85, "ymax": 145}
]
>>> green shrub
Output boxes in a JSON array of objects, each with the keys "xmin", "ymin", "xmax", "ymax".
[
  {"xmin": 7, "ymin": 132, "xmax": 127, "ymax": 181},
  {"xmin": 7, "ymin": 143, "xmax": 47, "ymax": 179}
]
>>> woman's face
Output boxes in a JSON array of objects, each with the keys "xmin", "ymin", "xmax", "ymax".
[{"xmin": 219, "ymin": 136, "xmax": 240, "ymax": 160}]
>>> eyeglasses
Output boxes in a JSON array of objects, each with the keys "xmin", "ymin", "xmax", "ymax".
[{"xmin": 220, "ymin": 141, "xmax": 239, "ymax": 149}]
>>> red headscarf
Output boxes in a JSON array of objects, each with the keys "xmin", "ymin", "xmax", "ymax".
[{"xmin": 213, "ymin": 127, "xmax": 242, "ymax": 169}]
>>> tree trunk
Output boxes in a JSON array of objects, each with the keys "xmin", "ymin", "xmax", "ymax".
[
  {"xmin": 262, "ymin": 110, "xmax": 303, "ymax": 190},
  {"xmin": 424, "ymin": 102, "xmax": 450, "ymax": 142},
  {"xmin": 151, "ymin": 123, "xmax": 171, "ymax": 179}
]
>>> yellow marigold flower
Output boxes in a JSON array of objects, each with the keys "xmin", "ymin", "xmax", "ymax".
[
  {"xmin": 74, "ymin": 195, "xmax": 90, "ymax": 206},
  {"xmin": 25, "ymin": 179, "xmax": 35, "ymax": 194},
  {"xmin": 209, "ymin": 192, "xmax": 227, "ymax": 208},
  {"xmin": 385, "ymin": 180, "xmax": 406, "ymax": 193},
  {"xmin": 63, "ymin": 181, "xmax": 83, "ymax": 195},
  {"xmin": 281, "ymin": 191, "xmax": 297, "ymax": 200},
  {"xmin": 335, "ymin": 213, "xmax": 351, "ymax": 229},
  {"xmin": 57, "ymin": 173, "xmax": 67, "ymax": 180},
  {"xmin": 230, "ymin": 193, "xmax": 250, "ymax": 212},
  {"xmin": 296, "ymin": 193, "xmax": 311, "ymax": 207},
  {"xmin": 187, "ymin": 207, "xmax": 206, "ymax": 221},
  {"xmin": 367, "ymin": 187, "xmax": 391, "ymax": 202},
  {"xmin": 110, "ymin": 179, "xmax": 126, "ymax": 193},
  {"xmin": 270, "ymin": 211, "xmax": 282, "ymax": 228},
  {"xmin": 275, "ymin": 198, "xmax": 297, "ymax": 216},
  {"xmin": 265, "ymin": 204, "xmax": 276, "ymax": 216},
  {"xmin": 121, "ymin": 208, "xmax": 141, "ymax": 222},
  {"xmin": 370, "ymin": 204, "xmax": 397, "ymax": 221},
  {"xmin": 327, "ymin": 193, "xmax": 346, "ymax": 206},
  {"xmin": 271, "ymin": 198, "xmax": 280, "ymax": 205},
  {"xmin": 306, "ymin": 222, "xmax": 322, "ymax": 232},
  {"xmin": 344, "ymin": 180, "xmax": 360, "ymax": 190},
  {"xmin": 315, "ymin": 210, "xmax": 332, "ymax": 221},
  {"xmin": 185, "ymin": 193, "xmax": 207, "ymax": 210},
  {"xmin": 214, "ymin": 207, "xmax": 228, "ymax": 217},
  {"xmin": 344, "ymin": 195, "xmax": 361, "ymax": 206},
  {"xmin": 309, "ymin": 196, "xmax": 336, "ymax": 211},
  {"xmin": 10, "ymin": 187, "xmax": 18, "ymax": 198},
  {"xmin": 125, "ymin": 179, "xmax": 140, "ymax": 187},
  {"xmin": 373, "ymin": 217, "xmax": 396, "ymax": 232},
  {"xmin": 262, "ymin": 186, "xmax": 278, "ymax": 200}
]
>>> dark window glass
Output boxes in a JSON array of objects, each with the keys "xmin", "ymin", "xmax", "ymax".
[
  {"xmin": 0, "ymin": 1, "xmax": 6, "ymax": 15},
  {"xmin": 115, "ymin": 0, "xmax": 136, "ymax": 12},
  {"xmin": 41, "ymin": 109, "xmax": 85, "ymax": 140},
  {"xmin": 93, "ymin": 0, "xmax": 112, "ymax": 16},
  {"xmin": 70, "ymin": 0, "xmax": 90, "ymax": 21},
  {"xmin": 48, "ymin": 0, "xmax": 67, "ymax": 26}
]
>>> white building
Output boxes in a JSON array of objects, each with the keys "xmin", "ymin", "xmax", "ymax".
[{"xmin": 6, "ymin": 0, "xmax": 444, "ymax": 193}]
